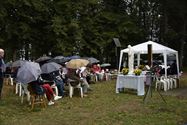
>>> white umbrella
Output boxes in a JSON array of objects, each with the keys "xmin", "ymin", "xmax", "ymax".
[
  {"xmin": 12, "ymin": 60, "xmax": 28, "ymax": 67},
  {"xmin": 16, "ymin": 61, "xmax": 41, "ymax": 84}
]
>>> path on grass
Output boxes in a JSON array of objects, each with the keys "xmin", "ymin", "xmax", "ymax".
[
  {"xmin": 161, "ymin": 72, "xmax": 187, "ymax": 99},
  {"xmin": 161, "ymin": 87, "xmax": 187, "ymax": 99}
]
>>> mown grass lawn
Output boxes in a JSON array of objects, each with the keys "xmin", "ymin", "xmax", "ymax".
[{"xmin": 0, "ymin": 74, "xmax": 187, "ymax": 125}]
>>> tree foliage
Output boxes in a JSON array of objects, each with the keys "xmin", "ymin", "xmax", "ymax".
[{"xmin": 0, "ymin": 0, "xmax": 186, "ymax": 67}]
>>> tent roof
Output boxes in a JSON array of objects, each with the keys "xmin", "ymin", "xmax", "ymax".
[{"xmin": 121, "ymin": 41, "xmax": 177, "ymax": 54}]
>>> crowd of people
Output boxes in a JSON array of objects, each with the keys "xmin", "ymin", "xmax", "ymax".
[{"xmin": 1, "ymin": 53, "xmax": 113, "ymax": 106}]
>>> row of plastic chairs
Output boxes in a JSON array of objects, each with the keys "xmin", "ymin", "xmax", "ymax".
[{"xmin": 155, "ymin": 76, "xmax": 177, "ymax": 91}]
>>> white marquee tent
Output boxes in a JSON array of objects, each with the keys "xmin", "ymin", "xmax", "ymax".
[{"xmin": 118, "ymin": 41, "xmax": 179, "ymax": 77}]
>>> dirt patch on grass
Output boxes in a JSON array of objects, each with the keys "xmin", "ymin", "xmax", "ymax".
[
  {"xmin": 161, "ymin": 87, "xmax": 187, "ymax": 99},
  {"xmin": 161, "ymin": 72, "xmax": 187, "ymax": 99}
]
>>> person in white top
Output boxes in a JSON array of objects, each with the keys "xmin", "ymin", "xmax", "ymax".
[{"xmin": 77, "ymin": 67, "xmax": 91, "ymax": 94}]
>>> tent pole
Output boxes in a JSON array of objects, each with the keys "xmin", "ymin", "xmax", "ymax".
[
  {"xmin": 137, "ymin": 53, "xmax": 140, "ymax": 66},
  {"xmin": 163, "ymin": 53, "xmax": 167, "ymax": 77},
  {"xmin": 118, "ymin": 51, "xmax": 123, "ymax": 73},
  {"xmin": 176, "ymin": 52, "xmax": 180, "ymax": 78}
]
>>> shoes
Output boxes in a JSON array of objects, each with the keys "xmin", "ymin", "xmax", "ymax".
[
  {"xmin": 48, "ymin": 101, "xmax": 54, "ymax": 106},
  {"xmin": 54, "ymin": 96, "xmax": 62, "ymax": 101}
]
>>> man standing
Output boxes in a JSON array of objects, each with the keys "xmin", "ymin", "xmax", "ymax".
[{"xmin": 0, "ymin": 48, "xmax": 5, "ymax": 100}]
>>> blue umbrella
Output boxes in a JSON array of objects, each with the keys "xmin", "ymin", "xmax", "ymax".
[{"xmin": 69, "ymin": 55, "xmax": 80, "ymax": 60}]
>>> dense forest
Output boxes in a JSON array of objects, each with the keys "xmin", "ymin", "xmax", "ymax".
[{"xmin": 0, "ymin": 0, "xmax": 186, "ymax": 68}]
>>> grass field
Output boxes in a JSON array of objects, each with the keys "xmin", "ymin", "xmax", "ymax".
[{"xmin": 0, "ymin": 74, "xmax": 187, "ymax": 125}]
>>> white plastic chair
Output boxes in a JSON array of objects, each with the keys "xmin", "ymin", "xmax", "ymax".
[
  {"xmin": 155, "ymin": 76, "xmax": 168, "ymax": 91},
  {"xmin": 15, "ymin": 82, "xmax": 22, "ymax": 96},
  {"xmin": 51, "ymin": 84, "xmax": 58, "ymax": 96},
  {"xmin": 68, "ymin": 79, "xmax": 83, "ymax": 98}
]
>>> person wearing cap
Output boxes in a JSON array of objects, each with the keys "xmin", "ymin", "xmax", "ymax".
[{"xmin": 0, "ymin": 49, "xmax": 5, "ymax": 100}]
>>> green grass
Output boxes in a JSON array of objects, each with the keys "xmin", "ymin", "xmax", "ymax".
[{"xmin": 1, "ymin": 75, "xmax": 187, "ymax": 125}]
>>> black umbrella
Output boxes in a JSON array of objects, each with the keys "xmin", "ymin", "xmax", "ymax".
[
  {"xmin": 41, "ymin": 62, "xmax": 62, "ymax": 74},
  {"xmin": 35, "ymin": 55, "xmax": 52, "ymax": 63},
  {"xmin": 48, "ymin": 56, "xmax": 65, "ymax": 64}
]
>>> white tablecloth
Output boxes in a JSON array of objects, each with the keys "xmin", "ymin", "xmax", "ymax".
[{"xmin": 116, "ymin": 74, "xmax": 145, "ymax": 96}]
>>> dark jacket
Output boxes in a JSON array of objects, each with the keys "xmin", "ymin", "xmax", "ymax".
[{"xmin": 29, "ymin": 77, "xmax": 45, "ymax": 95}]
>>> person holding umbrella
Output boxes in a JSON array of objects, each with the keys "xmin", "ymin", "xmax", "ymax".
[
  {"xmin": 16, "ymin": 61, "xmax": 62, "ymax": 105},
  {"xmin": 41, "ymin": 62, "xmax": 64, "ymax": 97}
]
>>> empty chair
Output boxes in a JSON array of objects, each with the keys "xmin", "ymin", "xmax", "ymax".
[
  {"xmin": 15, "ymin": 82, "xmax": 22, "ymax": 96},
  {"xmin": 155, "ymin": 76, "xmax": 168, "ymax": 91}
]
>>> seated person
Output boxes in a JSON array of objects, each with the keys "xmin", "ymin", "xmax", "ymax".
[
  {"xmin": 50, "ymin": 71, "xmax": 65, "ymax": 97},
  {"xmin": 66, "ymin": 68, "xmax": 82, "ymax": 86},
  {"xmin": 91, "ymin": 64, "xmax": 101, "ymax": 73},
  {"xmin": 77, "ymin": 67, "xmax": 91, "ymax": 94},
  {"xmin": 29, "ymin": 76, "xmax": 62, "ymax": 105},
  {"xmin": 91, "ymin": 64, "xmax": 104, "ymax": 81}
]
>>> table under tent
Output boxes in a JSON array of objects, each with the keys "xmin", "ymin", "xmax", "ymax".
[{"xmin": 118, "ymin": 41, "xmax": 180, "ymax": 78}]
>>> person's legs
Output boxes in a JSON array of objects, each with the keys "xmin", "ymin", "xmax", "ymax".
[
  {"xmin": 82, "ymin": 78, "xmax": 89, "ymax": 93},
  {"xmin": 42, "ymin": 83, "xmax": 62, "ymax": 101},
  {"xmin": 55, "ymin": 79, "xmax": 64, "ymax": 96},
  {"xmin": 42, "ymin": 84, "xmax": 54, "ymax": 101},
  {"xmin": 55, "ymin": 83, "xmax": 64, "ymax": 96}
]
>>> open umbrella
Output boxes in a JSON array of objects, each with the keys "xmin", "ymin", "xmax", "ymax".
[
  {"xmin": 100, "ymin": 63, "xmax": 111, "ymax": 67},
  {"xmin": 12, "ymin": 60, "xmax": 28, "ymax": 67},
  {"xmin": 66, "ymin": 59, "xmax": 89, "ymax": 69},
  {"xmin": 41, "ymin": 62, "xmax": 62, "ymax": 74},
  {"xmin": 16, "ymin": 61, "xmax": 41, "ymax": 84},
  {"xmin": 83, "ymin": 57, "xmax": 100, "ymax": 64},
  {"xmin": 35, "ymin": 55, "xmax": 52, "ymax": 63},
  {"xmin": 69, "ymin": 55, "xmax": 80, "ymax": 60},
  {"xmin": 48, "ymin": 56, "xmax": 68, "ymax": 64},
  {"xmin": 5, "ymin": 61, "xmax": 13, "ymax": 67}
]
